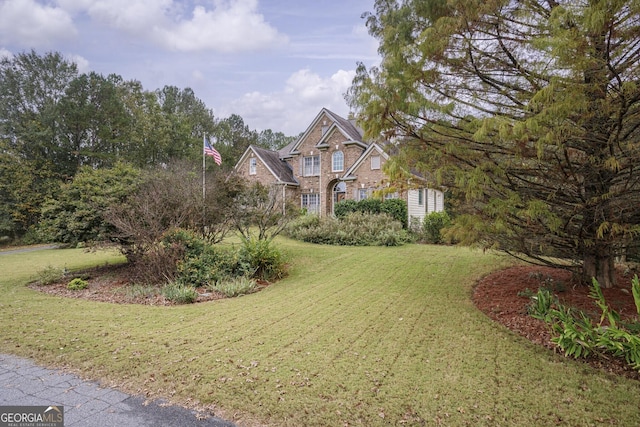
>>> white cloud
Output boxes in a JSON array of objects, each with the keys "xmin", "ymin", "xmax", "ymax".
[
  {"xmin": 67, "ymin": 54, "xmax": 90, "ymax": 73},
  {"xmin": 224, "ymin": 68, "xmax": 356, "ymax": 135},
  {"xmin": 58, "ymin": 0, "xmax": 287, "ymax": 53},
  {"xmin": 0, "ymin": 0, "xmax": 76, "ymax": 47},
  {"xmin": 65, "ymin": 0, "xmax": 172, "ymax": 33},
  {"xmin": 153, "ymin": 0, "xmax": 288, "ymax": 52},
  {"xmin": 0, "ymin": 48, "xmax": 13, "ymax": 60}
]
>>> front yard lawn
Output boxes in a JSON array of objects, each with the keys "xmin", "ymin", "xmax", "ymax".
[{"xmin": 1, "ymin": 240, "xmax": 639, "ymax": 426}]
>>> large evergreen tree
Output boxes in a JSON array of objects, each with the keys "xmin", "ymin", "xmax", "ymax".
[{"xmin": 348, "ymin": 0, "xmax": 640, "ymax": 287}]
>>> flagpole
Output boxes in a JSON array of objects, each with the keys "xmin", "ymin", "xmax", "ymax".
[{"xmin": 202, "ymin": 135, "xmax": 206, "ymax": 234}]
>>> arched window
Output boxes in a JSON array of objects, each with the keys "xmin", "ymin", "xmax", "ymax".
[{"xmin": 332, "ymin": 151, "xmax": 344, "ymax": 172}]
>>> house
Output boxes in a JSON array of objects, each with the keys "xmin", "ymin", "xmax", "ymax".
[{"xmin": 234, "ymin": 108, "xmax": 444, "ymax": 225}]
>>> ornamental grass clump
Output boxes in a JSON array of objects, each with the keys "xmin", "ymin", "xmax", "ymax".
[
  {"xmin": 210, "ymin": 276, "xmax": 258, "ymax": 298},
  {"xmin": 161, "ymin": 282, "xmax": 198, "ymax": 304},
  {"xmin": 36, "ymin": 265, "xmax": 65, "ymax": 285}
]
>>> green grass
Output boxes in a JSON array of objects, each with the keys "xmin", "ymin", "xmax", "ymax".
[{"xmin": 1, "ymin": 241, "xmax": 640, "ymax": 426}]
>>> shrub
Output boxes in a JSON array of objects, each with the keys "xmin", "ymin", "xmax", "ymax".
[
  {"xmin": 381, "ymin": 198, "xmax": 408, "ymax": 228},
  {"xmin": 162, "ymin": 283, "xmax": 198, "ymax": 304},
  {"xmin": 67, "ymin": 278, "xmax": 89, "ymax": 290},
  {"xmin": 211, "ymin": 276, "xmax": 258, "ymax": 297},
  {"xmin": 334, "ymin": 200, "xmax": 358, "ymax": 219},
  {"xmin": 286, "ymin": 214, "xmax": 321, "ymax": 235},
  {"xmin": 36, "ymin": 265, "xmax": 65, "ymax": 285},
  {"xmin": 240, "ymin": 238, "xmax": 288, "ymax": 282},
  {"xmin": 422, "ymin": 211, "xmax": 452, "ymax": 244},
  {"xmin": 161, "ymin": 228, "xmax": 205, "ymax": 259},
  {"xmin": 357, "ymin": 198, "xmax": 382, "ymax": 215},
  {"xmin": 286, "ymin": 211, "xmax": 409, "ymax": 246}
]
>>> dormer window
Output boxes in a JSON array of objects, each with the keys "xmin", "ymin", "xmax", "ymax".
[
  {"xmin": 321, "ymin": 120, "xmax": 329, "ymax": 135},
  {"xmin": 249, "ymin": 157, "xmax": 257, "ymax": 175},
  {"xmin": 371, "ymin": 155, "xmax": 381, "ymax": 170}
]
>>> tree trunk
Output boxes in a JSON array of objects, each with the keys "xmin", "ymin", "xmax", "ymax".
[{"xmin": 582, "ymin": 244, "xmax": 616, "ymax": 288}]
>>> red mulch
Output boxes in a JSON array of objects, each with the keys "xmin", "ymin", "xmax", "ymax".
[{"xmin": 474, "ymin": 265, "xmax": 640, "ymax": 380}]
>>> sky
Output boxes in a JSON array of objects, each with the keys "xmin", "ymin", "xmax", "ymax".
[{"xmin": 0, "ymin": 0, "xmax": 380, "ymax": 135}]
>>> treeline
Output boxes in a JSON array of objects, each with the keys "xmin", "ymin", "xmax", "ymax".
[{"xmin": 0, "ymin": 50, "xmax": 297, "ymax": 241}]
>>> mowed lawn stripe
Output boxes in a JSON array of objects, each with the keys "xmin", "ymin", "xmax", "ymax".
[{"xmin": 2, "ymin": 242, "xmax": 640, "ymax": 426}]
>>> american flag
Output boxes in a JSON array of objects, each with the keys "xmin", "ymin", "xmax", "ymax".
[{"xmin": 204, "ymin": 136, "xmax": 222, "ymax": 165}]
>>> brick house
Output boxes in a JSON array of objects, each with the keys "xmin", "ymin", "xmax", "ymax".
[{"xmin": 234, "ymin": 108, "xmax": 444, "ymax": 224}]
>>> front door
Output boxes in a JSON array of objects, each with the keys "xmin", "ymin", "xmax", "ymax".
[{"xmin": 332, "ymin": 181, "xmax": 346, "ymax": 215}]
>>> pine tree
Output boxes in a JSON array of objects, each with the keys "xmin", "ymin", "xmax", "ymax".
[{"xmin": 348, "ymin": 0, "xmax": 640, "ymax": 287}]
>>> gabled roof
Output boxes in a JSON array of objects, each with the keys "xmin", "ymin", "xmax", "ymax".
[
  {"xmin": 324, "ymin": 109, "xmax": 363, "ymax": 142},
  {"xmin": 342, "ymin": 143, "xmax": 389, "ymax": 180},
  {"xmin": 236, "ymin": 145, "xmax": 298, "ymax": 185},
  {"xmin": 285, "ymin": 108, "xmax": 365, "ymax": 155}
]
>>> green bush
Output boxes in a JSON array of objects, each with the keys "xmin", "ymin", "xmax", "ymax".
[
  {"xmin": 211, "ymin": 276, "xmax": 258, "ymax": 297},
  {"xmin": 334, "ymin": 200, "xmax": 358, "ymax": 219},
  {"xmin": 67, "ymin": 278, "xmax": 89, "ymax": 290},
  {"xmin": 240, "ymin": 238, "xmax": 287, "ymax": 282},
  {"xmin": 176, "ymin": 245, "xmax": 254, "ymax": 288},
  {"xmin": 162, "ymin": 283, "xmax": 198, "ymax": 304},
  {"xmin": 161, "ymin": 228, "xmax": 205, "ymax": 259},
  {"xmin": 381, "ymin": 198, "xmax": 408, "ymax": 228},
  {"xmin": 284, "ymin": 214, "xmax": 320, "ymax": 236},
  {"xmin": 422, "ymin": 211, "xmax": 452, "ymax": 244},
  {"xmin": 286, "ymin": 211, "xmax": 409, "ymax": 246},
  {"xmin": 36, "ymin": 265, "xmax": 65, "ymax": 285},
  {"xmin": 357, "ymin": 198, "xmax": 382, "ymax": 215}
]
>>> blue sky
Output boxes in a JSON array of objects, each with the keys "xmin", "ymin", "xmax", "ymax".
[{"xmin": 0, "ymin": 0, "xmax": 380, "ymax": 135}]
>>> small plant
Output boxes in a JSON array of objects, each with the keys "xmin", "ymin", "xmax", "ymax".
[
  {"xmin": 517, "ymin": 288, "xmax": 535, "ymax": 298},
  {"xmin": 528, "ymin": 275, "xmax": 640, "ymax": 371},
  {"xmin": 67, "ymin": 278, "xmax": 89, "ymax": 290},
  {"xmin": 120, "ymin": 284, "xmax": 159, "ymax": 301},
  {"xmin": 212, "ymin": 276, "xmax": 258, "ymax": 297},
  {"xmin": 36, "ymin": 265, "xmax": 65, "ymax": 285},
  {"xmin": 162, "ymin": 283, "xmax": 198, "ymax": 304}
]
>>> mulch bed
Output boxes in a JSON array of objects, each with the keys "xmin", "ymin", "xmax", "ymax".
[
  {"xmin": 473, "ymin": 264, "xmax": 640, "ymax": 380},
  {"xmin": 29, "ymin": 264, "xmax": 248, "ymax": 305}
]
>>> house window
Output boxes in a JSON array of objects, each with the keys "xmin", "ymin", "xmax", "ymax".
[
  {"xmin": 249, "ymin": 158, "xmax": 257, "ymax": 175},
  {"xmin": 358, "ymin": 188, "xmax": 368, "ymax": 201},
  {"xmin": 302, "ymin": 193, "xmax": 320, "ymax": 214},
  {"xmin": 303, "ymin": 155, "xmax": 320, "ymax": 176},
  {"xmin": 418, "ymin": 189, "xmax": 424, "ymax": 205},
  {"xmin": 332, "ymin": 151, "xmax": 344, "ymax": 172},
  {"xmin": 371, "ymin": 155, "xmax": 381, "ymax": 170}
]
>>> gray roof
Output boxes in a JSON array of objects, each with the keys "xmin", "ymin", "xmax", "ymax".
[
  {"xmin": 251, "ymin": 145, "xmax": 298, "ymax": 185},
  {"xmin": 324, "ymin": 109, "xmax": 364, "ymax": 142}
]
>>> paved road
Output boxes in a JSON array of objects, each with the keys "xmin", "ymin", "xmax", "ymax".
[
  {"xmin": 0, "ymin": 244, "xmax": 58, "ymax": 255},
  {"xmin": 0, "ymin": 354, "xmax": 236, "ymax": 427}
]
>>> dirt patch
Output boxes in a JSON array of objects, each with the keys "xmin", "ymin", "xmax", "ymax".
[
  {"xmin": 29, "ymin": 264, "xmax": 267, "ymax": 306},
  {"xmin": 474, "ymin": 264, "xmax": 640, "ymax": 380}
]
